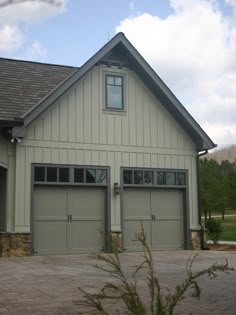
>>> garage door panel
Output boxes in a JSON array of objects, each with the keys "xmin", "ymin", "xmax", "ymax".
[
  {"xmin": 151, "ymin": 190, "xmax": 183, "ymax": 217},
  {"xmin": 123, "ymin": 190, "xmax": 150, "ymax": 217},
  {"xmin": 68, "ymin": 188, "xmax": 104, "ymax": 218},
  {"xmin": 152, "ymin": 220, "xmax": 183, "ymax": 250},
  {"xmin": 70, "ymin": 221, "xmax": 104, "ymax": 253},
  {"xmin": 123, "ymin": 221, "xmax": 151, "ymax": 251},
  {"xmin": 35, "ymin": 216, "xmax": 66, "ymax": 221},
  {"xmin": 123, "ymin": 188, "xmax": 184, "ymax": 251},
  {"xmin": 34, "ymin": 187, "xmax": 67, "ymax": 217},
  {"xmin": 34, "ymin": 221, "xmax": 67, "ymax": 254},
  {"xmin": 34, "ymin": 186, "xmax": 105, "ymax": 255}
]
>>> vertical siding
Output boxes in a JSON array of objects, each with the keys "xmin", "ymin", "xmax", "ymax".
[{"xmin": 15, "ymin": 64, "xmax": 199, "ymax": 233}]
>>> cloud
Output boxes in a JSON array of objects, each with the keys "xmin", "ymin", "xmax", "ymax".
[
  {"xmin": 0, "ymin": 0, "xmax": 65, "ymax": 59},
  {"xmin": 0, "ymin": 25, "xmax": 25, "ymax": 52},
  {"xmin": 24, "ymin": 39, "xmax": 47, "ymax": 59},
  {"xmin": 116, "ymin": 0, "xmax": 236, "ymax": 147},
  {"xmin": 129, "ymin": 0, "xmax": 135, "ymax": 12}
]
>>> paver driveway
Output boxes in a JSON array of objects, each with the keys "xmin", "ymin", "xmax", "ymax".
[{"xmin": 0, "ymin": 250, "xmax": 236, "ymax": 314}]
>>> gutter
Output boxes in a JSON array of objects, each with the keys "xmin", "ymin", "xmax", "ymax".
[{"xmin": 197, "ymin": 149, "xmax": 208, "ymax": 249}]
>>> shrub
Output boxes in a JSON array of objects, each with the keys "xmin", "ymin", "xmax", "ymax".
[
  {"xmin": 205, "ymin": 218, "xmax": 223, "ymax": 244},
  {"xmin": 74, "ymin": 224, "xmax": 232, "ymax": 314}
]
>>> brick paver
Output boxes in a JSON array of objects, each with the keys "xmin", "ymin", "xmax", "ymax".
[{"xmin": 0, "ymin": 251, "xmax": 235, "ymax": 314}]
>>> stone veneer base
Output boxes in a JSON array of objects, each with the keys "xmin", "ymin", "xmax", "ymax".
[
  {"xmin": 190, "ymin": 230, "xmax": 202, "ymax": 250},
  {"xmin": 0, "ymin": 232, "xmax": 31, "ymax": 257}
]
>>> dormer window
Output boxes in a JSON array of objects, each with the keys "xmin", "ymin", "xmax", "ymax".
[{"xmin": 105, "ymin": 74, "xmax": 124, "ymax": 110}]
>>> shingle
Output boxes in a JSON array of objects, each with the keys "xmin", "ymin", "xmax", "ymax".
[{"xmin": 0, "ymin": 58, "xmax": 78, "ymax": 122}]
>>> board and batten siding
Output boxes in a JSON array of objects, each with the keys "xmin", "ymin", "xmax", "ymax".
[
  {"xmin": 0, "ymin": 134, "xmax": 16, "ymax": 232},
  {"xmin": 14, "ymin": 65, "xmax": 199, "ymax": 233}
]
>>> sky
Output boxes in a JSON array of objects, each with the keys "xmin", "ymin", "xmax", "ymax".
[{"xmin": 0, "ymin": 0, "xmax": 235, "ymax": 149}]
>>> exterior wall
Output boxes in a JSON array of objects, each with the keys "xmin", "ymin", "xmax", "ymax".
[
  {"xmin": 0, "ymin": 133, "xmax": 16, "ymax": 232},
  {"xmin": 0, "ymin": 133, "xmax": 9, "ymax": 168},
  {"xmin": 14, "ymin": 65, "xmax": 199, "ymax": 234},
  {"xmin": 0, "ymin": 168, "xmax": 6, "ymax": 231}
]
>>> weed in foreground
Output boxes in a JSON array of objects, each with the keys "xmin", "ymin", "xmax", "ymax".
[{"xmin": 74, "ymin": 224, "xmax": 233, "ymax": 314}]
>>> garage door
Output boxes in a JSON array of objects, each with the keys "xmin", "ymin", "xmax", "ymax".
[
  {"xmin": 33, "ymin": 186, "xmax": 105, "ymax": 255},
  {"xmin": 123, "ymin": 189, "xmax": 184, "ymax": 251}
]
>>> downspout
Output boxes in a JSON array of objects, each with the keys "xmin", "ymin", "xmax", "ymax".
[{"xmin": 197, "ymin": 150, "xmax": 208, "ymax": 249}]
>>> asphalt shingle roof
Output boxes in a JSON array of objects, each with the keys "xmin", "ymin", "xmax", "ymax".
[{"xmin": 0, "ymin": 58, "xmax": 78, "ymax": 122}]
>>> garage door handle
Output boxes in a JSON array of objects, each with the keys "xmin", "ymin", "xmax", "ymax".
[
  {"xmin": 70, "ymin": 214, "xmax": 72, "ymax": 222},
  {"xmin": 151, "ymin": 214, "xmax": 156, "ymax": 221},
  {"xmin": 67, "ymin": 214, "xmax": 72, "ymax": 222}
]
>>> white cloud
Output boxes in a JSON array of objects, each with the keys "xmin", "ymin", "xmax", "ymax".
[
  {"xmin": 0, "ymin": 0, "xmax": 65, "ymax": 59},
  {"xmin": 0, "ymin": 24, "xmax": 24, "ymax": 52},
  {"xmin": 116, "ymin": 0, "xmax": 236, "ymax": 147},
  {"xmin": 24, "ymin": 39, "xmax": 47, "ymax": 59},
  {"xmin": 129, "ymin": 0, "xmax": 135, "ymax": 12}
]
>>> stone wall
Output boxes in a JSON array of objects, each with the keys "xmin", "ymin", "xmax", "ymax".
[
  {"xmin": 191, "ymin": 230, "xmax": 201, "ymax": 250},
  {"xmin": 111, "ymin": 231, "xmax": 122, "ymax": 252},
  {"xmin": 0, "ymin": 233, "xmax": 31, "ymax": 257}
]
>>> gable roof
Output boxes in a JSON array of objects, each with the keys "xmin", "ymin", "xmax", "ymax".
[
  {"xmin": 1, "ymin": 33, "xmax": 216, "ymax": 151},
  {"xmin": 0, "ymin": 58, "xmax": 77, "ymax": 124}
]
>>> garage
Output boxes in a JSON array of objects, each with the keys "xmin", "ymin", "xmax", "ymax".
[
  {"xmin": 32, "ymin": 165, "xmax": 108, "ymax": 255},
  {"xmin": 122, "ymin": 168, "xmax": 187, "ymax": 251}
]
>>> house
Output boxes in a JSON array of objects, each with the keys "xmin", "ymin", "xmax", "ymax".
[{"xmin": 0, "ymin": 33, "xmax": 216, "ymax": 256}]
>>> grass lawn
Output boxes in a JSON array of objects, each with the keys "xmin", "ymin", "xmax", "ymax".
[
  {"xmin": 221, "ymin": 218, "xmax": 236, "ymax": 241},
  {"xmin": 203, "ymin": 216, "xmax": 236, "ymax": 242}
]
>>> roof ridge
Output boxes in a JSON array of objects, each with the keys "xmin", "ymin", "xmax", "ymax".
[{"xmin": 0, "ymin": 57, "xmax": 79, "ymax": 69}]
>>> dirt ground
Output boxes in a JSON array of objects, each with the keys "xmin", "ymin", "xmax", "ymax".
[{"xmin": 208, "ymin": 244, "xmax": 236, "ymax": 251}]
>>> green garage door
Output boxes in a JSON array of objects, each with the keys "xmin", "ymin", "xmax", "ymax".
[
  {"xmin": 123, "ymin": 189, "xmax": 184, "ymax": 251},
  {"xmin": 33, "ymin": 186, "xmax": 105, "ymax": 255}
]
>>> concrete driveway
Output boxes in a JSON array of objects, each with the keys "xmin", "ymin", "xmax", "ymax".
[{"xmin": 0, "ymin": 250, "xmax": 236, "ymax": 314}]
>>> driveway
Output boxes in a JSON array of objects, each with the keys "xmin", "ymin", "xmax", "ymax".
[{"xmin": 0, "ymin": 250, "xmax": 236, "ymax": 314}]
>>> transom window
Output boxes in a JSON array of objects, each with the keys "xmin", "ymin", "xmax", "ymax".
[
  {"xmin": 106, "ymin": 74, "xmax": 124, "ymax": 110},
  {"xmin": 123, "ymin": 169, "xmax": 186, "ymax": 186},
  {"xmin": 34, "ymin": 165, "xmax": 107, "ymax": 185}
]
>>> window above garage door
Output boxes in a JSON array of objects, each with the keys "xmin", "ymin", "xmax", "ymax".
[
  {"xmin": 33, "ymin": 165, "xmax": 108, "ymax": 186},
  {"xmin": 122, "ymin": 168, "xmax": 187, "ymax": 187}
]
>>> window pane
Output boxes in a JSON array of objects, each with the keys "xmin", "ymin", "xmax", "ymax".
[
  {"xmin": 123, "ymin": 170, "xmax": 132, "ymax": 184},
  {"xmin": 157, "ymin": 172, "xmax": 165, "ymax": 185},
  {"xmin": 96, "ymin": 169, "xmax": 107, "ymax": 184},
  {"xmin": 115, "ymin": 77, "xmax": 122, "ymax": 86},
  {"xmin": 86, "ymin": 169, "xmax": 96, "ymax": 183},
  {"xmin": 107, "ymin": 85, "xmax": 123, "ymax": 109},
  {"xmin": 176, "ymin": 172, "xmax": 185, "ymax": 185},
  {"xmin": 74, "ymin": 168, "xmax": 84, "ymax": 183},
  {"xmin": 134, "ymin": 170, "xmax": 143, "ymax": 184},
  {"xmin": 106, "ymin": 75, "xmax": 114, "ymax": 85},
  {"xmin": 144, "ymin": 171, "xmax": 153, "ymax": 184},
  {"xmin": 47, "ymin": 167, "xmax": 57, "ymax": 182},
  {"xmin": 59, "ymin": 168, "xmax": 69, "ymax": 182},
  {"xmin": 34, "ymin": 167, "xmax": 45, "ymax": 182},
  {"xmin": 166, "ymin": 172, "xmax": 175, "ymax": 185}
]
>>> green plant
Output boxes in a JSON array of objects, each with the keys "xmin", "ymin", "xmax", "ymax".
[
  {"xmin": 205, "ymin": 218, "xmax": 223, "ymax": 244},
  {"xmin": 74, "ymin": 224, "xmax": 233, "ymax": 314}
]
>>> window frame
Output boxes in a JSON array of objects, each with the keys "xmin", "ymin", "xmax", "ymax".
[
  {"xmin": 105, "ymin": 74, "xmax": 124, "ymax": 111},
  {"xmin": 33, "ymin": 164, "xmax": 108, "ymax": 187},
  {"xmin": 122, "ymin": 167, "xmax": 187, "ymax": 188}
]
